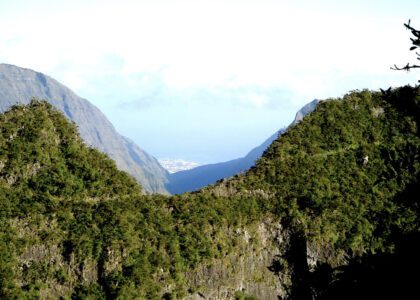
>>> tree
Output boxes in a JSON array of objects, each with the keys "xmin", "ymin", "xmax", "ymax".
[{"xmin": 391, "ymin": 20, "xmax": 420, "ymax": 77}]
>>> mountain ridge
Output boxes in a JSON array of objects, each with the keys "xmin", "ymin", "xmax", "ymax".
[
  {"xmin": 166, "ymin": 99, "xmax": 319, "ymax": 194},
  {"xmin": 0, "ymin": 87, "xmax": 419, "ymax": 299},
  {"xmin": 0, "ymin": 63, "xmax": 169, "ymax": 193}
]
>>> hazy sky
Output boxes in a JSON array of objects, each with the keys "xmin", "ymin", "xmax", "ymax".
[{"xmin": 1, "ymin": 0, "xmax": 419, "ymax": 163}]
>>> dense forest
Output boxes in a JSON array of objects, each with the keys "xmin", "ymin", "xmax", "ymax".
[{"xmin": 0, "ymin": 85, "xmax": 419, "ymax": 299}]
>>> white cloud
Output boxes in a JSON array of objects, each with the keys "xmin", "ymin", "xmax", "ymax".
[
  {"xmin": 0, "ymin": 0, "xmax": 419, "ymax": 161},
  {"xmin": 0, "ymin": 0, "xmax": 418, "ymax": 96}
]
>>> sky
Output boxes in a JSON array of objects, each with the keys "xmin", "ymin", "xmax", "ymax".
[{"xmin": 0, "ymin": 0, "xmax": 419, "ymax": 163}]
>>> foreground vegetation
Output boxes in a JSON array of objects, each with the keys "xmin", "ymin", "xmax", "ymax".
[{"xmin": 0, "ymin": 85, "xmax": 419, "ymax": 299}]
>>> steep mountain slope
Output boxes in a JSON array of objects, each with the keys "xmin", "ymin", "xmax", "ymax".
[
  {"xmin": 0, "ymin": 101, "xmax": 274, "ymax": 299},
  {"xmin": 0, "ymin": 101, "xmax": 150, "ymax": 299},
  {"xmin": 166, "ymin": 99, "xmax": 319, "ymax": 194},
  {"xmin": 200, "ymin": 86, "xmax": 420, "ymax": 298},
  {"xmin": 0, "ymin": 63, "xmax": 168, "ymax": 193},
  {"xmin": 0, "ymin": 87, "xmax": 419, "ymax": 299}
]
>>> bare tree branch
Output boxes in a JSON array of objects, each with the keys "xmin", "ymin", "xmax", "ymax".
[
  {"xmin": 391, "ymin": 64, "xmax": 420, "ymax": 71},
  {"xmin": 393, "ymin": 19, "xmax": 420, "ymax": 78}
]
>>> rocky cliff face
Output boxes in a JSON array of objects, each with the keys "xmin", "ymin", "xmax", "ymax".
[
  {"xmin": 182, "ymin": 217, "xmax": 348, "ymax": 300},
  {"xmin": 184, "ymin": 220, "xmax": 286, "ymax": 300},
  {"xmin": 0, "ymin": 63, "xmax": 169, "ymax": 193}
]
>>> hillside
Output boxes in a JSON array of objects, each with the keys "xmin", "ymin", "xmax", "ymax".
[
  {"xmin": 0, "ymin": 63, "xmax": 169, "ymax": 194},
  {"xmin": 0, "ymin": 101, "xmax": 270, "ymax": 299},
  {"xmin": 0, "ymin": 86, "xmax": 419, "ymax": 299},
  {"xmin": 166, "ymin": 100, "xmax": 319, "ymax": 194}
]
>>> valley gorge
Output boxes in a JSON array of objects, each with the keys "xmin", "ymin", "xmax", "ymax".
[{"xmin": 0, "ymin": 85, "xmax": 419, "ymax": 299}]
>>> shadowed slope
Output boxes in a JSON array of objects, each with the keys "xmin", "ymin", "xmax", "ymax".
[{"xmin": 167, "ymin": 99, "xmax": 319, "ymax": 194}]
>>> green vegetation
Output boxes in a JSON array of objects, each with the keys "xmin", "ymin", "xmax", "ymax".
[
  {"xmin": 0, "ymin": 100, "xmax": 264, "ymax": 299},
  {"xmin": 234, "ymin": 290, "xmax": 259, "ymax": 300},
  {"xmin": 0, "ymin": 85, "xmax": 419, "ymax": 299},
  {"xmin": 236, "ymin": 86, "xmax": 420, "ymax": 257}
]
